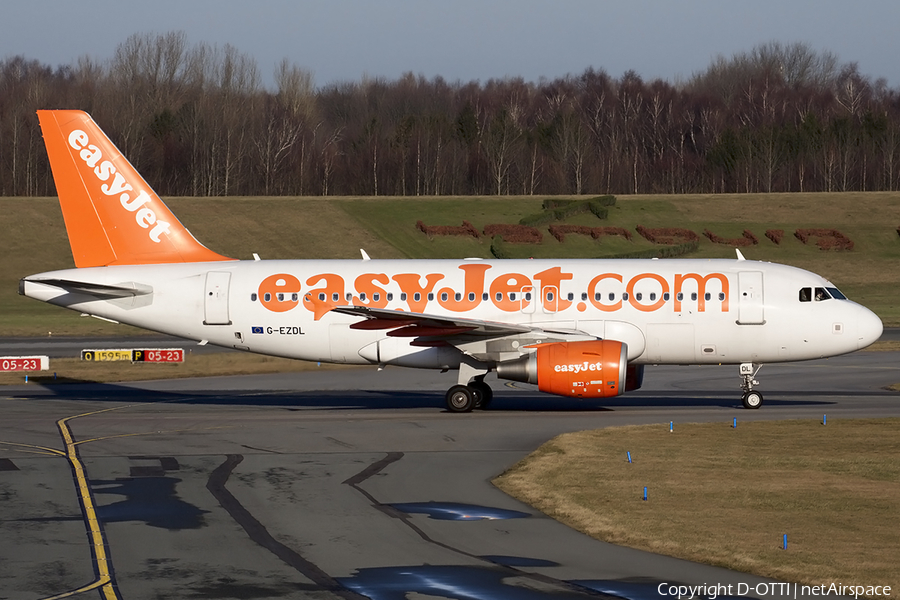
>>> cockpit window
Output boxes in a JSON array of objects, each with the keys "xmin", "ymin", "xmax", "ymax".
[
  {"xmin": 801, "ymin": 286, "xmax": 847, "ymax": 302},
  {"xmin": 814, "ymin": 287, "xmax": 831, "ymax": 301}
]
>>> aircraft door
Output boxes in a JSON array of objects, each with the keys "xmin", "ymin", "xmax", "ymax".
[
  {"xmin": 204, "ymin": 271, "xmax": 232, "ymax": 325},
  {"xmin": 737, "ymin": 271, "xmax": 765, "ymax": 325}
]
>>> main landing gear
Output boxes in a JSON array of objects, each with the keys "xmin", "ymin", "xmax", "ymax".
[
  {"xmin": 740, "ymin": 362, "xmax": 763, "ymax": 409},
  {"xmin": 445, "ymin": 360, "xmax": 493, "ymax": 413},
  {"xmin": 445, "ymin": 379, "xmax": 493, "ymax": 413}
]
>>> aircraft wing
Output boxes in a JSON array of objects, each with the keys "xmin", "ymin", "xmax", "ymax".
[{"xmin": 332, "ymin": 305, "xmax": 533, "ymax": 338}]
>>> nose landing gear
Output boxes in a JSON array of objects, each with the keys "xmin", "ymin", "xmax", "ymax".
[{"xmin": 740, "ymin": 362, "xmax": 763, "ymax": 409}]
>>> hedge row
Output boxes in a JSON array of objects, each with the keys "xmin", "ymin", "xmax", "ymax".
[
  {"xmin": 794, "ymin": 228, "xmax": 854, "ymax": 251},
  {"xmin": 766, "ymin": 229, "xmax": 785, "ymax": 244},
  {"xmin": 415, "ymin": 220, "xmax": 481, "ymax": 238},
  {"xmin": 635, "ymin": 225, "xmax": 700, "ymax": 245},
  {"xmin": 519, "ymin": 196, "xmax": 616, "ymax": 226},
  {"xmin": 610, "ymin": 240, "xmax": 700, "ymax": 259},
  {"xmin": 702, "ymin": 228, "xmax": 759, "ymax": 247},
  {"xmin": 483, "ymin": 224, "xmax": 543, "ymax": 243},
  {"xmin": 549, "ymin": 224, "xmax": 633, "ymax": 242}
]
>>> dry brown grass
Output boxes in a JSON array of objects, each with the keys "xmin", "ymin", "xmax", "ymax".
[
  {"xmin": 0, "ymin": 351, "xmax": 351, "ymax": 385},
  {"xmin": 495, "ymin": 419, "xmax": 900, "ymax": 591}
]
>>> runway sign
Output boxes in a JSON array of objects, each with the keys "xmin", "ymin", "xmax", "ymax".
[
  {"xmin": 1, "ymin": 356, "xmax": 49, "ymax": 371},
  {"xmin": 132, "ymin": 349, "xmax": 184, "ymax": 363},
  {"xmin": 81, "ymin": 349, "xmax": 184, "ymax": 363},
  {"xmin": 81, "ymin": 349, "xmax": 133, "ymax": 362}
]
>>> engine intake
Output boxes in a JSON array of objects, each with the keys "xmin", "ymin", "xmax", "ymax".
[{"xmin": 496, "ymin": 340, "xmax": 628, "ymax": 398}]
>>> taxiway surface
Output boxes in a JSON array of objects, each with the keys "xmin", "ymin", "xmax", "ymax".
[{"xmin": 1, "ymin": 352, "xmax": 898, "ymax": 599}]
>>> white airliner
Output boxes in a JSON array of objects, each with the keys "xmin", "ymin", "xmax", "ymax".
[{"xmin": 20, "ymin": 110, "xmax": 883, "ymax": 411}]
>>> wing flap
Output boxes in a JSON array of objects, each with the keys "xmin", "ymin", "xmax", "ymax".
[{"xmin": 331, "ymin": 305, "xmax": 532, "ymax": 338}]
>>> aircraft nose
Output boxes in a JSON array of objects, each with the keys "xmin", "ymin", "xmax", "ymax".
[{"xmin": 857, "ymin": 306, "xmax": 883, "ymax": 350}]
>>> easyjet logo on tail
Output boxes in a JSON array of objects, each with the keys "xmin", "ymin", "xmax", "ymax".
[{"xmin": 67, "ymin": 130, "xmax": 171, "ymax": 244}]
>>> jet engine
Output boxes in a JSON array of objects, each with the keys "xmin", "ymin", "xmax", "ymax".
[{"xmin": 496, "ymin": 340, "xmax": 628, "ymax": 398}]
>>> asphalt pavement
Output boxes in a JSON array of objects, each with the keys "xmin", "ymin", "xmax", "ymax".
[{"xmin": 1, "ymin": 350, "xmax": 898, "ymax": 599}]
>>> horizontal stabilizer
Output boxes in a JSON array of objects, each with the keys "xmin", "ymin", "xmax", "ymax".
[{"xmin": 20, "ymin": 277, "xmax": 152, "ymax": 299}]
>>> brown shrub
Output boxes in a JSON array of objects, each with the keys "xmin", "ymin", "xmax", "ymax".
[
  {"xmin": 702, "ymin": 228, "xmax": 759, "ymax": 247},
  {"xmin": 416, "ymin": 220, "xmax": 481, "ymax": 238},
  {"xmin": 636, "ymin": 225, "xmax": 699, "ymax": 245},
  {"xmin": 765, "ymin": 229, "xmax": 784, "ymax": 244},
  {"xmin": 794, "ymin": 228, "xmax": 854, "ymax": 251},
  {"xmin": 484, "ymin": 224, "xmax": 543, "ymax": 243}
]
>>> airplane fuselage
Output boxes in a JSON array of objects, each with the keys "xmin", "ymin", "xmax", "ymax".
[{"xmin": 22, "ymin": 257, "xmax": 880, "ymax": 369}]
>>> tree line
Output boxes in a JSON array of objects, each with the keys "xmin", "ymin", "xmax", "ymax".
[{"xmin": 2, "ymin": 33, "xmax": 899, "ymax": 197}]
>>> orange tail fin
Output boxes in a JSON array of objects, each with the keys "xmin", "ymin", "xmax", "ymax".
[{"xmin": 37, "ymin": 110, "xmax": 233, "ymax": 267}]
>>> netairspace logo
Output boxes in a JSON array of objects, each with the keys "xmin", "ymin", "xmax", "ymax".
[{"xmin": 657, "ymin": 582, "xmax": 892, "ymax": 600}]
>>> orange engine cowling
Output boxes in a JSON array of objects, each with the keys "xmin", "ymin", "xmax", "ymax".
[{"xmin": 496, "ymin": 340, "xmax": 628, "ymax": 398}]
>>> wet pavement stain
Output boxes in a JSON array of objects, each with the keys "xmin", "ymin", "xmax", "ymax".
[
  {"xmin": 338, "ymin": 565, "xmax": 606, "ymax": 599},
  {"xmin": 388, "ymin": 501, "xmax": 531, "ymax": 521},
  {"xmin": 92, "ymin": 476, "xmax": 209, "ymax": 529}
]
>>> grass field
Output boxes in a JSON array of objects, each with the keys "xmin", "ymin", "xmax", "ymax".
[
  {"xmin": 494, "ymin": 418, "xmax": 900, "ymax": 592},
  {"xmin": 2, "ymin": 192, "xmax": 900, "ymax": 335}
]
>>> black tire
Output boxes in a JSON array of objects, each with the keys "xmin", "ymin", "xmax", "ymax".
[
  {"xmin": 446, "ymin": 385, "xmax": 476, "ymax": 413},
  {"xmin": 742, "ymin": 390, "xmax": 763, "ymax": 409},
  {"xmin": 470, "ymin": 381, "xmax": 493, "ymax": 409}
]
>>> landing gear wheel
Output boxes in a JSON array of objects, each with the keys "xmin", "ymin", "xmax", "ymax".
[
  {"xmin": 470, "ymin": 381, "xmax": 493, "ymax": 409},
  {"xmin": 446, "ymin": 385, "xmax": 476, "ymax": 413},
  {"xmin": 742, "ymin": 390, "xmax": 763, "ymax": 409}
]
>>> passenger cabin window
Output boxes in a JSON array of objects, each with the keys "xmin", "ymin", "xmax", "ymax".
[
  {"xmin": 401, "ymin": 293, "xmax": 408, "ymax": 301},
  {"xmin": 332, "ymin": 293, "xmax": 340, "ymax": 302},
  {"xmin": 318, "ymin": 293, "xmax": 326, "ymax": 301},
  {"xmin": 427, "ymin": 293, "xmax": 434, "ymax": 301},
  {"xmin": 414, "ymin": 292, "xmax": 421, "ymax": 301},
  {"xmin": 468, "ymin": 292, "xmax": 475, "ymax": 301},
  {"xmin": 250, "ymin": 293, "xmax": 257, "ymax": 301}
]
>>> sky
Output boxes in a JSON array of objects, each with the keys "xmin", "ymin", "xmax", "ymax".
[{"xmin": 3, "ymin": 0, "xmax": 900, "ymax": 89}]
